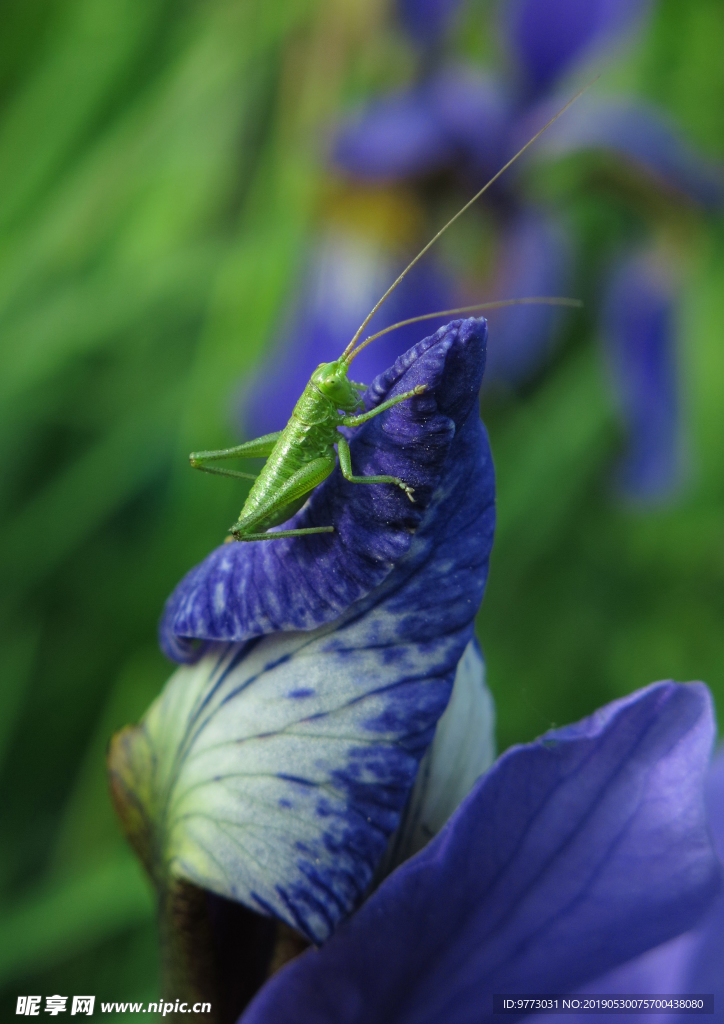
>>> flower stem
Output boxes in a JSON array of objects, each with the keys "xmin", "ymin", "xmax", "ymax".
[
  {"xmin": 157, "ymin": 879, "xmax": 299, "ymax": 1024},
  {"xmin": 158, "ymin": 879, "xmax": 221, "ymax": 1023}
]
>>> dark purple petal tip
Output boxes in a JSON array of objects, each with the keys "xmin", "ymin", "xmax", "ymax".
[
  {"xmin": 334, "ymin": 88, "xmax": 452, "ymax": 181},
  {"xmin": 396, "ymin": 0, "xmax": 464, "ymax": 44},
  {"xmin": 240, "ymin": 236, "xmax": 454, "ymax": 437},
  {"xmin": 602, "ymin": 250, "xmax": 682, "ymax": 500},
  {"xmin": 483, "ymin": 208, "xmax": 573, "ymax": 385},
  {"xmin": 534, "ymin": 96, "xmax": 724, "ymax": 210},
  {"xmin": 333, "ymin": 68, "xmax": 512, "ymax": 185},
  {"xmin": 504, "ymin": 0, "xmax": 652, "ymax": 99},
  {"xmin": 161, "ymin": 318, "xmax": 491, "ymax": 663},
  {"xmin": 241, "ymin": 680, "xmax": 720, "ymax": 1024}
]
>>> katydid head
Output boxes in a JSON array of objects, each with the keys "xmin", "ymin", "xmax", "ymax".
[{"xmin": 312, "ymin": 359, "xmax": 362, "ymax": 412}]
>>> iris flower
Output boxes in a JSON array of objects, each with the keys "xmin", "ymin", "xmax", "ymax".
[
  {"xmin": 246, "ymin": 0, "xmax": 721, "ymax": 500},
  {"xmin": 112, "ymin": 319, "xmax": 495, "ymax": 942},
  {"xmin": 110, "ymin": 321, "xmax": 721, "ymax": 1021}
]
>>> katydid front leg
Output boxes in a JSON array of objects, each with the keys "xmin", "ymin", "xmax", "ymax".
[
  {"xmin": 340, "ymin": 384, "xmax": 426, "ymax": 428},
  {"xmin": 338, "ymin": 385, "xmax": 426, "ymax": 501},
  {"xmin": 189, "ymin": 431, "xmax": 282, "ymax": 481},
  {"xmin": 337, "ymin": 436, "xmax": 416, "ymax": 502}
]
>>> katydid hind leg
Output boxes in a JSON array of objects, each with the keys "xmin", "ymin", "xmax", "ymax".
[
  {"xmin": 231, "ymin": 453, "xmax": 337, "ymax": 540},
  {"xmin": 190, "ymin": 430, "xmax": 282, "ymax": 468},
  {"xmin": 336, "ymin": 435, "xmax": 415, "ymax": 502},
  {"xmin": 232, "ymin": 526, "xmax": 335, "ymax": 542},
  {"xmin": 192, "ymin": 463, "xmax": 259, "ymax": 481}
]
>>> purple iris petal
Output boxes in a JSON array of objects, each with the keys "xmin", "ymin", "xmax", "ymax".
[
  {"xmin": 334, "ymin": 68, "xmax": 511, "ymax": 185},
  {"xmin": 482, "ymin": 207, "xmax": 573, "ymax": 385},
  {"xmin": 161, "ymin": 317, "xmax": 492, "ymax": 662},
  {"xmin": 601, "ymin": 251, "xmax": 681, "ymax": 501},
  {"xmin": 572, "ymin": 748, "xmax": 724, "ymax": 1024},
  {"xmin": 396, "ymin": 0, "xmax": 464, "ymax": 44},
  {"xmin": 532, "ymin": 95, "xmax": 724, "ymax": 209},
  {"xmin": 425, "ymin": 66, "xmax": 513, "ymax": 182},
  {"xmin": 683, "ymin": 750, "xmax": 724, "ymax": 1016},
  {"xmin": 241, "ymin": 681, "xmax": 720, "ymax": 1023},
  {"xmin": 503, "ymin": 0, "xmax": 652, "ymax": 100},
  {"xmin": 334, "ymin": 89, "xmax": 452, "ymax": 181},
  {"xmin": 241, "ymin": 233, "xmax": 454, "ymax": 437}
]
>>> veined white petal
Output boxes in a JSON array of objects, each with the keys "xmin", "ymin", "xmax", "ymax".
[{"xmin": 129, "ymin": 597, "xmax": 469, "ymax": 942}]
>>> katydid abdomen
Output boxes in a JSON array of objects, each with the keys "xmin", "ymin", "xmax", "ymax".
[{"xmin": 230, "ymin": 382, "xmax": 342, "ymax": 539}]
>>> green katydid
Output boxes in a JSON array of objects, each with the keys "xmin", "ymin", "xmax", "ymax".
[{"xmin": 190, "ymin": 85, "xmax": 590, "ymax": 542}]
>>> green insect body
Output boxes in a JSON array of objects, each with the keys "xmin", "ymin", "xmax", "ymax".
[
  {"xmin": 190, "ymin": 359, "xmax": 425, "ymax": 541},
  {"xmin": 190, "ymin": 85, "xmax": 589, "ymax": 541}
]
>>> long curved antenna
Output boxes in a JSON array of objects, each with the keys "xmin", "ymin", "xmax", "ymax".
[
  {"xmin": 340, "ymin": 77, "xmax": 598, "ymax": 362},
  {"xmin": 346, "ymin": 296, "xmax": 582, "ymax": 363}
]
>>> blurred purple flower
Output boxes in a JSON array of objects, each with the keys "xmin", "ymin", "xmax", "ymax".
[
  {"xmin": 504, "ymin": 0, "xmax": 653, "ymax": 99},
  {"xmin": 327, "ymin": 0, "xmax": 722, "ymax": 499},
  {"xmin": 396, "ymin": 0, "xmax": 465, "ymax": 45},
  {"xmin": 482, "ymin": 208, "xmax": 573, "ymax": 384},
  {"xmin": 527, "ymin": 93, "xmax": 724, "ymax": 209},
  {"xmin": 240, "ymin": 680, "xmax": 721, "ymax": 1023},
  {"xmin": 334, "ymin": 67, "xmax": 513, "ymax": 184},
  {"xmin": 242, "ymin": 233, "xmax": 453, "ymax": 437},
  {"xmin": 602, "ymin": 250, "xmax": 682, "ymax": 499}
]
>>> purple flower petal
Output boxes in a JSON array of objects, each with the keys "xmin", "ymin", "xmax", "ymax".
[
  {"xmin": 482, "ymin": 207, "xmax": 574, "ymax": 385},
  {"xmin": 161, "ymin": 318, "xmax": 492, "ymax": 662},
  {"xmin": 683, "ymin": 750, "xmax": 724, "ymax": 1009},
  {"xmin": 396, "ymin": 0, "xmax": 464, "ymax": 44},
  {"xmin": 334, "ymin": 89, "xmax": 452, "ymax": 181},
  {"xmin": 532, "ymin": 95, "xmax": 724, "ymax": 209},
  {"xmin": 425, "ymin": 66, "xmax": 513, "ymax": 183},
  {"xmin": 240, "ymin": 233, "xmax": 454, "ymax": 437},
  {"xmin": 241, "ymin": 681, "xmax": 720, "ymax": 1024},
  {"xmin": 334, "ymin": 68, "xmax": 511, "ymax": 185},
  {"xmin": 601, "ymin": 250, "xmax": 682, "ymax": 501},
  {"xmin": 573, "ymin": 748, "xmax": 724, "ymax": 1024},
  {"xmin": 503, "ymin": 0, "xmax": 652, "ymax": 99}
]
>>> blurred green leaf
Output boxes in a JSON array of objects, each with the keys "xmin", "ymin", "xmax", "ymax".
[
  {"xmin": 0, "ymin": 624, "xmax": 39, "ymax": 775},
  {"xmin": 0, "ymin": 0, "xmax": 170, "ymax": 234},
  {"xmin": 490, "ymin": 346, "xmax": 614, "ymax": 572},
  {"xmin": 0, "ymin": 853, "xmax": 153, "ymax": 987},
  {"xmin": 0, "ymin": 245, "xmax": 220, "ymax": 408},
  {"xmin": 0, "ymin": 385, "xmax": 182, "ymax": 596},
  {"xmin": 52, "ymin": 647, "xmax": 169, "ymax": 872}
]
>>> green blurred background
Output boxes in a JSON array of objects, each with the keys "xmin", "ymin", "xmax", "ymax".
[{"xmin": 0, "ymin": 0, "xmax": 722, "ymax": 1014}]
